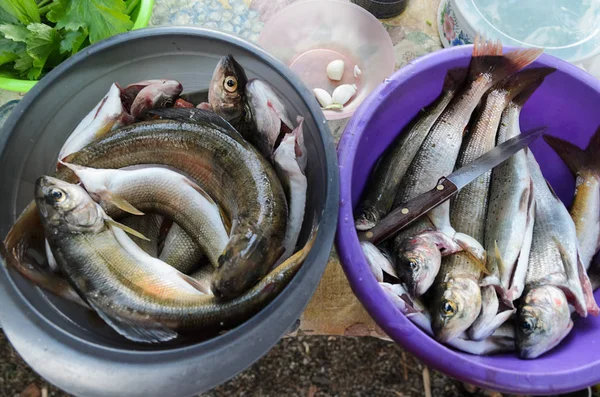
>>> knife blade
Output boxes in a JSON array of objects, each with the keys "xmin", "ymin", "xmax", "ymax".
[{"xmin": 358, "ymin": 126, "xmax": 547, "ymax": 245}]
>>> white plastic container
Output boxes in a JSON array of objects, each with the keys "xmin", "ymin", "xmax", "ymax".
[{"xmin": 437, "ymin": 0, "xmax": 600, "ymax": 77}]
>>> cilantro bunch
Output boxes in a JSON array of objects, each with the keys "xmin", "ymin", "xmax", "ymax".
[{"xmin": 0, "ymin": 0, "xmax": 140, "ymax": 81}]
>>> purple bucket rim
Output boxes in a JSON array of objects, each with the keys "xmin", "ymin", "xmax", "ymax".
[{"xmin": 336, "ymin": 44, "xmax": 600, "ymax": 395}]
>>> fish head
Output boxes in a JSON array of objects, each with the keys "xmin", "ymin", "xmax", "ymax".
[
  {"xmin": 35, "ymin": 176, "xmax": 105, "ymax": 234},
  {"xmin": 431, "ymin": 276, "xmax": 481, "ymax": 343},
  {"xmin": 395, "ymin": 235, "xmax": 441, "ymax": 296},
  {"xmin": 517, "ymin": 285, "xmax": 573, "ymax": 359},
  {"xmin": 208, "ymin": 54, "xmax": 248, "ymax": 121},
  {"xmin": 212, "ymin": 226, "xmax": 271, "ymax": 300}
]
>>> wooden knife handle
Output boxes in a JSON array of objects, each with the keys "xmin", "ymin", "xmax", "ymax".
[{"xmin": 358, "ymin": 177, "xmax": 458, "ymax": 245}]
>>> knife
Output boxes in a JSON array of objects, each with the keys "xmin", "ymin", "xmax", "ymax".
[{"xmin": 358, "ymin": 126, "xmax": 547, "ymax": 245}]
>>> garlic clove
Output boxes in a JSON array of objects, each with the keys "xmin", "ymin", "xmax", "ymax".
[
  {"xmin": 332, "ymin": 84, "xmax": 357, "ymax": 106},
  {"xmin": 313, "ymin": 88, "xmax": 333, "ymax": 107},
  {"xmin": 354, "ymin": 65, "xmax": 362, "ymax": 78},
  {"xmin": 327, "ymin": 60, "xmax": 345, "ymax": 81}
]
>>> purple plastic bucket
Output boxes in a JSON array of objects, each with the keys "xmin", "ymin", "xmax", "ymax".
[{"xmin": 336, "ymin": 45, "xmax": 600, "ymax": 395}]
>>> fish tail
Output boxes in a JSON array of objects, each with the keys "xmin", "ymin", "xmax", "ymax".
[
  {"xmin": 511, "ymin": 68, "xmax": 555, "ymax": 108},
  {"xmin": 543, "ymin": 126, "xmax": 600, "ymax": 176},
  {"xmin": 500, "ymin": 67, "xmax": 556, "ymax": 104},
  {"xmin": 469, "ymin": 35, "xmax": 543, "ymax": 85},
  {"xmin": 442, "ymin": 67, "xmax": 468, "ymax": 92}
]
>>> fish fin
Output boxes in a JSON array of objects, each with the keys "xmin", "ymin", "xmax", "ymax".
[
  {"xmin": 553, "ymin": 237, "xmax": 589, "ymax": 317},
  {"xmin": 149, "ymin": 107, "xmax": 237, "ymax": 134},
  {"xmin": 361, "ymin": 241, "xmax": 398, "ymax": 281},
  {"xmin": 543, "ymin": 135, "xmax": 586, "ymax": 176},
  {"xmin": 104, "ymin": 192, "xmax": 144, "ymax": 216},
  {"xmin": 180, "ymin": 177, "xmax": 218, "ymax": 207},
  {"xmin": 469, "ymin": 286, "xmax": 514, "ymax": 341},
  {"xmin": 493, "ymin": 240, "xmax": 506, "ymax": 278},
  {"xmin": 498, "ymin": 67, "xmax": 556, "ymax": 104},
  {"xmin": 178, "ymin": 273, "xmax": 211, "ymax": 294},
  {"xmin": 86, "ymin": 299, "xmax": 178, "ymax": 343},
  {"xmin": 44, "ymin": 239, "xmax": 59, "ymax": 272},
  {"xmin": 576, "ymin": 252, "xmax": 599, "ymax": 316},
  {"xmin": 469, "ymin": 35, "xmax": 543, "ymax": 85},
  {"xmin": 106, "ymin": 219, "xmax": 150, "ymax": 241},
  {"xmin": 443, "ymin": 68, "xmax": 468, "ymax": 92},
  {"xmin": 453, "ymin": 233, "xmax": 488, "ymax": 274}
]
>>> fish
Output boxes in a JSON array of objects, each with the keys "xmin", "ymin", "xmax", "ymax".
[
  {"xmin": 380, "ymin": 282, "xmax": 515, "ymax": 355},
  {"xmin": 11, "ymin": 110, "xmax": 287, "ymax": 300},
  {"xmin": 392, "ymin": 38, "xmax": 542, "ymax": 300},
  {"xmin": 481, "ymin": 76, "xmax": 551, "ymax": 306},
  {"xmin": 58, "ymin": 83, "xmax": 132, "ymax": 161},
  {"xmin": 465, "ymin": 68, "xmax": 555, "ymax": 341},
  {"xmin": 129, "ymin": 80, "xmax": 183, "ymax": 119},
  {"xmin": 62, "ymin": 163, "xmax": 229, "ymax": 269},
  {"xmin": 517, "ymin": 152, "xmax": 599, "ymax": 358},
  {"xmin": 243, "ymin": 79, "xmax": 305, "ymax": 168},
  {"xmin": 189, "ymin": 264, "xmax": 215, "ymax": 294},
  {"xmin": 517, "ymin": 285, "xmax": 573, "ymax": 359},
  {"xmin": 118, "ymin": 214, "xmax": 164, "ymax": 257},
  {"xmin": 361, "ymin": 241, "xmax": 398, "ymax": 282},
  {"xmin": 393, "ymin": 229, "xmax": 485, "ymax": 297},
  {"xmin": 0, "ymin": 240, "xmax": 87, "ymax": 307},
  {"xmin": 354, "ymin": 68, "xmax": 467, "ymax": 231},
  {"xmin": 120, "ymin": 79, "xmax": 169, "ymax": 111},
  {"xmin": 35, "ymin": 176, "xmax": 313, "ymax": 342},
  {"xmin": 63, "ymin": 115, "xmax": 287, "ymax": 299},
  {"xmin": 272, "ymin": 117, "xmax": 308, "ymax": 264},
  {"xmin": 544, "ymin": 127, "xmax": 600, "ymax": 268},
  {"xmin": 208, "ymin": 54, "xmax": 248, "ymax": 123},
  {"xmin": 159, "ymin": 224, "xmax": 206, "ymax": 274}
]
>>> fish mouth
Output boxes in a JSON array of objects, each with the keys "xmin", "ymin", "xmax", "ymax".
[
  {"xmin": 35, "ymin": 176, "xmax": 53, "ymax": 199},
  {"xmin": 354, "ymin": 217, "xmax": 376, "ymax": 231}
]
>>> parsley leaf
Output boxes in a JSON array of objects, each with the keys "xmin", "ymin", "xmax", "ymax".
[
  {"xmin": 59, "ymin": 28, "xmax": 87, "ymax": 55},
  {"xmin": 0, "ymin": 36, "xmax": 21, "ymax": 65},
  {"xmin": 0, "ymin": 23, "xmax": 28, "ymax": 42},
  {"xmin": 48, "ymin": 0, "xmax": 132, "ymax": 44},
  {"xmin": 0, "ymin": 0, "xmax": 40, "ymax": 25},
  {"xmin": 25, "ymin": 23, "xmax": 61, "ymax": 70}
]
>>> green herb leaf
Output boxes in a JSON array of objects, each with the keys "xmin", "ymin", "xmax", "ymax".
[
  {"xmin": 48, "ymin": 0, "xmax": 133, "ymax": 44},
  {"xmin": 0, "ymin": 0, "xmax": 40, "ymax": 24},
  {"xmin": 0, "ymin": 23, "xmax": 28, "ymax": 42},
  {"xmin": 0, "ymin": 5, "xmax": 18, "ymax": 24},
  {"xmin": 0, "ymin": 36, "xmax": 21, "ymax": 65},
  {"xmin": 13, "ymin": 49, "xmax": 42, "ymax": 79},
  {"xmin": 59, "ymin": 28, "xmax": 87, "ymax": 55},
  {"xmin": 25, "ymin": 23, "xmax": 61, "ymax": 71}
]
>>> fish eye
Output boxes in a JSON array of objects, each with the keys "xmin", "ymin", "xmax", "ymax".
[
  {"xmin": 50, "ymin": 188, "xmax": 66, "ymax": 203},
  {"xmin": 440, "ymin": 300, "xmax": 457, "ymax": 317},
  {"xmin": 224, "ymin": 76, "xmax": 238, "ymax": 92},
  {"xmin": 408, "ymin": 259, "xmax": 419, "ymax": 269},
  {"xmin": 520, "ymin": 318, "xmax": 536, "ymax": 333}
]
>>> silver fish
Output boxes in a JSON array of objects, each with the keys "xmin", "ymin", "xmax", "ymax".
[
  {"xmin": 467, "ymin": 68, "xmax": 555, "ymax": 341},
  {"xmin": 392, "ymin": 39, "xmax": 542, "ymax": 300},
  {"xmin": 481, "ymin": 85, "xmax": 541, "ymax": 305},
  {"xmin": 544, "ymin": 127, "xmax": 600, "ymax": 268},
  {"xmin": 129, "ymin": 80, "xmax": 183, "ymax": 119},
  {"xmin": 517, "ymin": 152, "xmax": 599, "ymax": 358},
  {"xmin": 273, "ymin": 117, "xmax": 307, "ymax": 264},
  {"xmin": 59, "ymin": 83, "xmax": 131, "ymax": 161},
  {"xmin": 63, "ymin": 163, "xmax": 229, "ymax": 269},
  {"xmin": 245, "ymin": 79, "xmax": 307, "ymax": 169},
  {"xmin": 361, "ymin": 241, "xmax": 398, "ymax": 282},
  {"xmin": 380, "ymin": 283, "xmax": 515, "ymax": 355},
  {"xmin": 355, "ymin": 68, "xmax": 467, "ymax": 231},
  {"xmin": 159, "ymin": 224, "xmax": 206, "ymax": 274}
]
